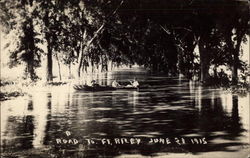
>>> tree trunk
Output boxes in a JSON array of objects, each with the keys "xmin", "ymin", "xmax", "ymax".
[
  {"xmin": 232, "ymin": 50, "xmax": 239, "ymax": 85},
  {"xmin": 198, "ymin": 38, "xmax": 210, "ymax": 82},
  {"xmin": 44, "ymin": 11, "xmax": 53, "ymax": 82},
  {"xmin": 46, "ymin": 41, "xmax": 53, "ymax": 82},
  {"xmin": 91, "ymin": 60, "xmax": 94, "ymax": 73},
  {"xmin": 56, "ymin": 53, "xmax": 62, "ymax": 81},
  {"xmin": 77, "ymin": 39, "xmax": 84, "ymax": 78},
  {"xmin": 27, "ymin": 61, "xmax": 35, "ymax": 80},
  {"xmin": 176, "ymin": 45, "xmax": 184, "ymax": 75},
  {"xmin": 26, "ymin": 18, "xmax": 36, "ymax": 81},
  {"xmin": 232, "ymin": 33, "xmax": 243, "ymax": 85},
  {"xmin": 68, "ymin": 63, "xmax": 71, "ymax": 79}
]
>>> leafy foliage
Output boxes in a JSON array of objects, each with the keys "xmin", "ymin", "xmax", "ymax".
[{"xmin": 0, "ymin": 0, "xmax": 249, "ymax": 84}]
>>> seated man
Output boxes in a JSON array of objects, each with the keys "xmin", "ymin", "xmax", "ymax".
[
  {"xmin": 112, "ymin": 80, "xmax": 121, "ymax": 88},
  {"xmin": 90, "ymin": 80, "xmax": 99, "ymax": 87}
]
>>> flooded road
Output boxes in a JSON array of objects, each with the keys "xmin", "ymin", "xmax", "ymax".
[{"xmin": 1, "ymin": 68, "xmax": 249, "ymax": 158}]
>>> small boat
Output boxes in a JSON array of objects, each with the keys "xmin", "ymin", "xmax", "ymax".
[
  {"xmin": 73, "ymin": 85, "xmax": 144, "ymax": 91},
  {"xmin": 73, "ymin": 85, "xmax": 116, "ymax": 91}
]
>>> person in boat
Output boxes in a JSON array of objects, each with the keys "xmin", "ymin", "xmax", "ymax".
[
  {"xmin": 111, "ymin": 79, "xmax": 121, "ymax": 88},
  {"xmin": 126, "ymin": 78, "xmax": 139, "ymax": 88},
  {"xmin": 90, "ymin": 80, "xmax": 99, "ymax": 87}
]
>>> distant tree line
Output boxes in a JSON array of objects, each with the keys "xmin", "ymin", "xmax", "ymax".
[{"xmin": 0, "ymin": 0, "xmax": 249, "ymax": 85}]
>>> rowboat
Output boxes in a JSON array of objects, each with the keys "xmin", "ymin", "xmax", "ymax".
[
  {"xmin": 74, "ymin": 85, "xmax": 115, "ymax": 91},
  {"xmin": 73, "ymin": 85, "xmax": 140, "ymax": 91}
]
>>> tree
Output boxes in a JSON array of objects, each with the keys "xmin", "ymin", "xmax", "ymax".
[
  {"xmin": 0, "ymin": 0, "xmax": 43, "ymax": 81},
  {"xmin": 1, "ymin": 0, "xmax": 248, "ymax": 85},
  {"xmin": 217, "ymin": 1, "xmax": 249, "ymax": 84}
]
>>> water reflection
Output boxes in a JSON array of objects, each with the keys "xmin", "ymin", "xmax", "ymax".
[{"xmin": 1, "ymin": 70, "xmax": 249, "ymax": 157}]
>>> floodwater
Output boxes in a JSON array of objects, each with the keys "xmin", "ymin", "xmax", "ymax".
[{"xmin": 1, "ymin": 68, "xmax": 249, "ymax": 158}]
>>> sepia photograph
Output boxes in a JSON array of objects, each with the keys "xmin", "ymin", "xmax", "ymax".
[{"xmin": 0, "ymin": 0, "xmax": 249, "ymax": 157}]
